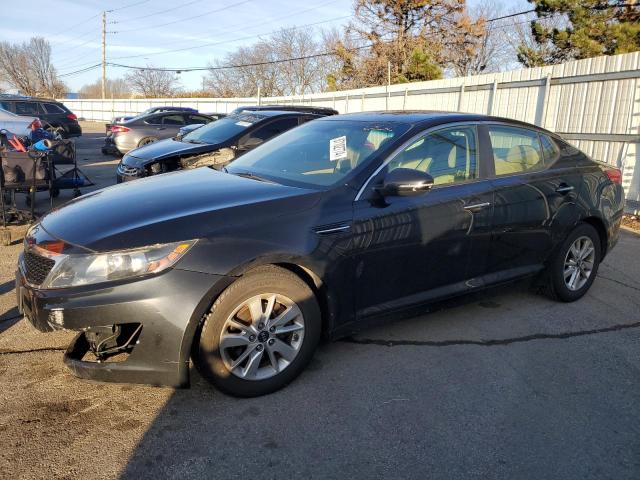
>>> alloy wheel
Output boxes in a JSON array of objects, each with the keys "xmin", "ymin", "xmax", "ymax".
[
  {"xmin": 219, "ymin": 293, "xmax": 305, "ymax": 380},
  {"xmin": 563, "ymin": 236, "xmax": 595, "ymax": 291}
]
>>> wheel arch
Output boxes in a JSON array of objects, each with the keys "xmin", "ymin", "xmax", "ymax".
[
  {"xmin": 581, "ymin": 216, "xmax": 608, "ymax": 259},
  {"xmin": 180, "ymin": 259, "xmax": 336, "ymax": 386}
]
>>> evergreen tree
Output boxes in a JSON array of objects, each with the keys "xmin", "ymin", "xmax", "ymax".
[{"xmin": 518, "ymin": 0, "xmax": 640, "ymax": 67}]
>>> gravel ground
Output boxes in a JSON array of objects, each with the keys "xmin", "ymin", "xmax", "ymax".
[{"xmin": 0, "ymin": 123, "xmax": 639, "ymax": 479}]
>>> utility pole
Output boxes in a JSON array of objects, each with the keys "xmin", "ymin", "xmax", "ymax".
[{"xmin": 101, "ymin": 11, "xmax": 106, "ymax": 99}]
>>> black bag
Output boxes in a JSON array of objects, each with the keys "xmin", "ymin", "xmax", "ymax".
[
  {"xmin": 49, "ymin": 140, "xmax": 75, "ymax": 165},
  {"xmin": 1, "ymin": 149, "xmax": 48, "ymax": 187}
]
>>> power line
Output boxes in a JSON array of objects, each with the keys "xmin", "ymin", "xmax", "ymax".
[
  {"xmin": 109, "ymin": 14, "xmax": 352, "ymax": 61},
  {"xmin": 109, "ymin": 0, "xmax": 151, "ymax": 12},
  {"xmin": 107, "ymin": 42, "xmax": 377, "ymax": 73},
  {"xmin": 110, "ymin": 0, "xmax": 343, "ymax": 52},
  {"xmin": 116, "ymin": 0, "xmax": 253, "ymax": 33},
  {"xmin": 57, "ymin": 12, "xmax": 351, "ymax": 73},
  {"xmin": 113, "ymin": 0, "xmax": 205, "ymax": 23}
]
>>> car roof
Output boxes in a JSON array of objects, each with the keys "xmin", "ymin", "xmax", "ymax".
[
  {"xmin": 0, "ymin": 94, "xmax": 58, "ymax": 102},
  {"xmin": 232, "ymin": 105, "xmax": 338, "ymax": 115},
  {"xmin": 319, "ymin": 110, "xmax": 556, "ymax": 134},
  {"xmin": 232, "ymin": 110, "xmax": 317, "ymax": 118}
]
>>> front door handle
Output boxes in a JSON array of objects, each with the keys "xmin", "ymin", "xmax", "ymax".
[
  {"xmin": 464, "ymin": 202, "xmax": 491, "ymax": 212},
  {"xmin": 556, "ymin": 185, "xmax": 575, "ymax": 194}
]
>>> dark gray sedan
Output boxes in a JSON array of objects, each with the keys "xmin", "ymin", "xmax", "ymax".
[{"xmin": 103, "ymin": 111, "xmax": 215, "ymax": 155}]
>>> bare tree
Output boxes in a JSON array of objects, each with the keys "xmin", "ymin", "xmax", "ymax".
[
  {"xmin": 124, "ymin": 67, "xmax": 180, "ymax": 98},
  {"xmin": 206, "ymin": 28, "xmax": 329, "ymax": 97},
  {"xmin": 79, "ymin": 77, "xmax": 132, "ymax": 99},
  {"xmin": 0, "ymin": 37, "xmax": 66, "ymax": 97},
  {"xmin": 448, "ymin": 1, "xmax": 513, "ymax": 76}
]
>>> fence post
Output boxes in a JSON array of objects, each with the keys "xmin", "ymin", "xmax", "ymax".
[
  {"xmin": 257, "ymin": 86, "xmax": 261, "ymax": 106},
  {"xmin": 537, "ymin": 75, "xmax": 552, "ymax": 127},
  {"xmin": 403, "ymin": 88, "xmax": 408, "ymax": 110},
  {"xmin": 345, "ymin": 94, "xmax": 349, "ymax": 113},
  {"xmin": 489, "ymin": 80, "xmax": 498, "ymax": 115},
  {"xmin": 458, "ymin": 83, "xmax": 465, "ymax": 112}
]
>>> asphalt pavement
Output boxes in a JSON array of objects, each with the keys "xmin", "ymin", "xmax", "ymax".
[{"xmin": 0, "ymin": 123, "xmax": 638, "ymax": 479}]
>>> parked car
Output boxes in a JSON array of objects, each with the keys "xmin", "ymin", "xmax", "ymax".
[
  {"xmin": 0, "ymin": 106, "xmax": 39, "ymax": 137},
  {"xmin": 109, "ymin": 106, "xmax": 198, "ymax": 127},
  {"xmin": 230, "ymin": 105, "xmax": 338, "ymax": 115},
  {"xmin": 0, "ymin": 94, "xmax": 81, "ymax": 138},
  {"xmin": 16, "ymin": 112, "xmax": 624, "ymax": 397},
  {"xmin": 116, "ymin": 109, "xmax": 327, "ymax": 182},
  {"xmin": 103, "ymin": 111, "xmax": 216, "ymax": 155}
]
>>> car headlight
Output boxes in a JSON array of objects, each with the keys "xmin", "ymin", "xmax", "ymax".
[{"xmin": 40, "ymin": 241, "xmax": 196, "ymax": 289}]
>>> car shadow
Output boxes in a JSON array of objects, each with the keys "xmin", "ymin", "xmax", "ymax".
[
  {"xmin": 119, "ymin": 282, "xmax": 544, "ymax": 478},
  {"xmin": 0, "ymin": 306, "xmax": 20, "ymax": 333}
]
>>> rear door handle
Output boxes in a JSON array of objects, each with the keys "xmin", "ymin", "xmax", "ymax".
[
  {"xmin": 463, "ymin": 202, "xmax": 491, "ymax": 211},
  {"xmin": 556, "ymin": 185, "xmax": 574, "ymax": 194}
]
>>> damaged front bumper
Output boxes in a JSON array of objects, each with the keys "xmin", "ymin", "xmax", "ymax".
[{"xmin": 16, "ymin": 265, "xmax": 229, "ymax": 387}]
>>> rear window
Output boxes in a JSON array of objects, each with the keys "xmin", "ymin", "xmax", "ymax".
[{"xmin": 42, "ymin": 102, "xmax": 67, "ymax": 114}]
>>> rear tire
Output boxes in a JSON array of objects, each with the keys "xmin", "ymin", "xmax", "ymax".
[
  {"xmin": 196, "ymin": 266, "xmax": 321, "ymax": 397},
  {"xmin": 137, "ymin": 137, "xmax": 158, "ymax": 148},
  {"xmin": 544, "ymin": 223, "xmax": 601, "ymax": 302}
]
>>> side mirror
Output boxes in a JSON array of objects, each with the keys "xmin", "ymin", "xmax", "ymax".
[
  {"xmin": 239, "ymin": 136, "xmax": 263, "ymax": 150},
  {"xmin": 377, "ymin": 168, "xmax": 434, "ymax": 197}
]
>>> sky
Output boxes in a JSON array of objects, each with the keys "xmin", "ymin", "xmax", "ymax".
[{"xmin": 0, "ymin": 0, "xmax": 530, "ymax": 93}]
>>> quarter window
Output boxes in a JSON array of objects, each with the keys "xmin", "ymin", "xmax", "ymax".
[
  {"xmin": 488, "ymin": 126, "xmax": 544, "ymax": 176},
  {"xmin": 388, "ymin": 126, "xmax": 478, "ymax": 186},
  {"xmin": 540, "ymin": 134, "xmax": 560, "ymax": 164}
]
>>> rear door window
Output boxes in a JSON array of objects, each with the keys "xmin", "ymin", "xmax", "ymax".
[
  {"xmin": 187, "ymin": 114, "xmax": 212, "ymax": 124},
  {"xmin": 14, "ymin": 101, "xmax": 41, "ymax": 116},
  {"xmin": 144, "ymin": 115, "xmax": 163, "ymax": 125},
  {"xmin": 0, "ymin": 101, "xmax": 12, "ymax": 111},
  {"xmin": 161, "ymin": 114, "xmax": 185, "ymax": 126},
  {"xmin": 488, "ymin": 126, "xmax": 544, "ymax": 176}
]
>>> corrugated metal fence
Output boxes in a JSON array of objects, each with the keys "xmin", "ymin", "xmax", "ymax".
[{"xmin": 61, "ymin": 52, "xmax": 640, "ymax": 211}]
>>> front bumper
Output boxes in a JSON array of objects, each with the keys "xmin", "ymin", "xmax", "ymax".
[{"xmin": 16, "ymin": 265, "xmax": 229, "ymax": 387}]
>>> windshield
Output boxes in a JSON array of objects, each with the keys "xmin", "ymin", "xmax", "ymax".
[
  {"xmin": 227, "ymin": 119, "xmax": 410, "ymax": 188},
  {"xmin": 182, "ymin": 112, "xmax": 265, "ymax": 144}
]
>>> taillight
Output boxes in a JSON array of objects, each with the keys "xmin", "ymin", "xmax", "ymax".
[
  {"xmin": 110, "ymin": 125, "xmax": 130, "ymax": 134},
  {"xmin": 67, "ymin": 113, "xmax": 78, "ymax": 121},
  {"xmin": 604, "ymin": 167, "xmax": 622, "ymax": 185}
]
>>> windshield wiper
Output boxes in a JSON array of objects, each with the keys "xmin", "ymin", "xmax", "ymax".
[{"xmin": 231, "ymin": 171, "xmax": 276, "ymax": 184}]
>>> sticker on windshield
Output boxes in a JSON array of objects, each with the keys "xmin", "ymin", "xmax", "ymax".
[
  {"xmin": 330, "ymin": 135, "xmax": 347, "ymax": 161},
  {"xmin": 235, "ymin": 120, "xmax": 252, "ymax": 127}
]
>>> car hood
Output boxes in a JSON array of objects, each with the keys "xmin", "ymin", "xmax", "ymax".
[
  {"xmin": 124, "ymin": 138, "xmax": 222, "ymax": 165},
  {"xmin": 40, "ymin": 168, "xmax": 320, "ymax": 251}
]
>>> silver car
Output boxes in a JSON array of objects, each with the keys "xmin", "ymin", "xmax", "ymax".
[{"xmin": 103, "ymin": 111, "xmax": 215, "ymax": 155}]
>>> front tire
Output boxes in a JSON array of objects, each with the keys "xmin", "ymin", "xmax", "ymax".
[
  {"xmin": 545, "ymin": 223, "xmax": 601, "ymax": 302},
  {"xmin": 196, "ymin": 266, "xmax": 321, "ymax": 397}
]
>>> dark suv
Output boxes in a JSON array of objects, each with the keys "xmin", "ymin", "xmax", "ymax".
[{"xmin": 0, "ymin": 95, "xmax": 81, "ymax": 138}]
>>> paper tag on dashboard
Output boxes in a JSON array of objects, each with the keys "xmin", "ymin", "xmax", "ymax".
[{"xmin": 329, "ymin": 136, "xmax": 347, "ymax": 161}]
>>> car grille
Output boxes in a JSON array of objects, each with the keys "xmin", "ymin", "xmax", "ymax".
[
  {"xmin": 24, "ymin": 251, "xmax": 55, "ymax": 285},
  {"xmin": 118, "ymin": 164, "xmax": 141, "ymax": 176}
]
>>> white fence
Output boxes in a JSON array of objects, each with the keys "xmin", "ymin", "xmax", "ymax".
[{"xmin": 62, "ymin": 52, "xmax": 640, "ymax": 211}]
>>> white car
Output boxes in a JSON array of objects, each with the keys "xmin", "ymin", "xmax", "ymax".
[{"xmin": 0, "ymin": 106, "xmax": 39, "ymax": 137}]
